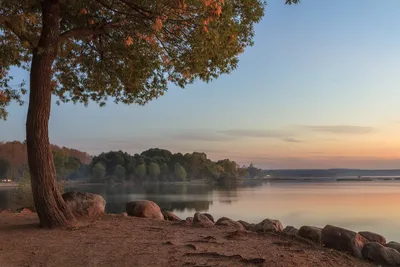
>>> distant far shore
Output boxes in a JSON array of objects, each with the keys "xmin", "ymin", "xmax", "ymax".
[
  {"xmin": 2, "ymin": 176, "xmax": 400, "ymax": 189},
  {"xmin": 0, "ymin": 182, "xmax": 18, "ymax": 188}
]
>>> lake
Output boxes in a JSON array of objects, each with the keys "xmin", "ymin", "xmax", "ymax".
[{"xmin": 1, "ymin": 180, "xmax": 400, "ymax": 241}]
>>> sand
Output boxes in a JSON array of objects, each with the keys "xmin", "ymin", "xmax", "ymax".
[{"xmin": 0, "ymin": 212, "xmax": 374, "ymax": 267}]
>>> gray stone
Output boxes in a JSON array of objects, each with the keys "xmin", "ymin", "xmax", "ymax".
[
  {"xmin": 215, "ymin": 217, "xmax": 244, "ymax": 230},
  {"xmin": 298, "ymin": 226, "xmax": 322, "ymax": 244},
  {"xmin": 283, "ymin": 226, "xmax": 299, "ymax": 236},
  {"xmin": 385, "ymin": 241, "xmax": 400, "ymax": 253},
  {"xmin": 359, "ymin": 231, "xmax": 386, "ymax": 245},
  {"xmin": 193, "ymin": 212, "xmax": 214, "ymax": 227},
  {"xmin": 254, "ymin": 219, "xmax": 283, "ymax": 233},
  {"xmin": 362, "ymin": 242, "xmax": 400, "ymax": 265},
  {"xmin": 321, "ymin": 225, "xmax": 367, "ymax": 259},
  {"xmin": 163, "ymin": 211, "xmax": 181, "ymax": 221}
]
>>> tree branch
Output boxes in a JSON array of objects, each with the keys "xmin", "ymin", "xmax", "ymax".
[
  {"xmin": 59, "ymin": 20, "xmax": 128, "ymax": 43},
  {"xmin": 0, "ymin": 17, "xmax": 35, "ymax": 48}
]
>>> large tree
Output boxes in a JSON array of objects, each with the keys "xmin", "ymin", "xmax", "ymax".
[{"xmin": 0, "ymin": 0, "xmax": 297, "ymax": 228}]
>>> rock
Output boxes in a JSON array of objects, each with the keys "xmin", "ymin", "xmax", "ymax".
[
  {"xmin": 359, "ymin": 231, "xmax": 386, "ymax": 245},
  {"xmin": 215, "ymin": 217, "xmax": 244, "ymax": 230},
  {"xmin": 386, "ymin": 242, "xmax": 400, "ymax": 252},
  {"xmin": 63, "ymin": 191, "xmax": 105, "ymax": 217},
  {"xmin": 238, "ymin": 220, "xmax": 256, "ymax": 231},
  {"xmin": 254, "ymin": 219, "xmax": 283, "ymax": 233},
  {"xmin": 362, "ymin": 242, "xmax": 400, "ymax": 265},
  {"xmin": 298, "ymin": 226, "xmax": 322, "ymax": 244},
  {"xmin": 283, "ymin": 226, "xmax": 299, "ymax": 236},
  {"xmin": 193, "ymin": 212, "xmax": 214, "ymax": 227},
  {"xmin": 203, "ymin": 213, "xmax": 215, "ymax": 223},
  {"xmin": 238, "ymin": 220, "xmax": 250, "ymax": 228},
  {"xmin": 163, "ymin": 211, "xmax": 181, "ymax": 221},
  {"xmin": 121, "ymin": 212, "xmax": 128, "ymax": 217},
  {"xmin": 185, "ymin": 217, "xmax": 194, "ymax": 223},
  {"xmin": 16, "ymin": 207, "xmax": 35, "ymax": 213},
  {"xmin": 321, "ymin": 225, "xmax": 367, "ymax": 259},
  {"xmin": 125, "ymin": 200, "xmax": 164, "ymax": 220}
]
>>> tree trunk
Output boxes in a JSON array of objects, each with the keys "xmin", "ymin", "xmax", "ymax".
[{"xmin": 26, "ymin": 0, "xmax": 76, "ymax": 228}]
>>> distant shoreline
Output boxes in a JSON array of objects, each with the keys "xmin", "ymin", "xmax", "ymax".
[
  {"xmin": 2, "ymin": 177, "xmax": 400, "ymax": 189},
  {"xmin": 0, "ymin": 183, "xmax": 18, "ymax": 188}
]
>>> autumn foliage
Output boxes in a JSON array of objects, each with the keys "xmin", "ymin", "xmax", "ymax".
[
  {"xmin": 0, "ymin": 0, "xmax": 266, "ymax": 118},
  {"xmin": 0, "ymin": 141, "xmax": 91, "ymax": 177}
]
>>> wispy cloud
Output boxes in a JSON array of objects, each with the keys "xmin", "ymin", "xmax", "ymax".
[
  {"xmin": 281, "ymin": 137, "xmax": 302, "ymax": 143},
  {"xmin": 219, "ymin": 129, "xmax": 291, "ymax": 138},
  {"xmin": 302, "ymin": 125, "xmax": 376, "ymax": 135},
  {"xmin": 170, "ymin": 132, "xmax": 235, "ymax": 142}
]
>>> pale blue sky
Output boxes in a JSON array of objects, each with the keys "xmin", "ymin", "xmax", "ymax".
[{"xmin": 1, "ymin": 0, "xmax": 400, "ymax": 169}]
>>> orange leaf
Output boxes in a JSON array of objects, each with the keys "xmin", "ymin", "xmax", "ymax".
[
  {"xmin": 125, "ymin": 36, "xmax": 134, "ymax": 46},
  {"xmin": 79, "ymin": 8, "xmax": 88, "ymax": 15},
  {"xmin": 152, "ymin": 18, "xmax": 163, "ymax": 32}
]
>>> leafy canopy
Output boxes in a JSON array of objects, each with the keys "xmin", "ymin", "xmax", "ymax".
[{"xmin": 0, "ymin": 0, "xmax": 276, "ymax": 119}]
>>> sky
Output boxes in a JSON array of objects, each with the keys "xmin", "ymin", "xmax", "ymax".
[{"xmin": 1, "ymin": 0, "xmax": 400, "ymax": 169}]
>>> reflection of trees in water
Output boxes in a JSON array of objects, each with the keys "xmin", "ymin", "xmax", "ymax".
[
  {"xmin": 0, "ymin": 180, "xmax": 270, "ymax": 212},
  {"xmin": 0, "ymin": 189, "xmax": 17, "ymax": 210},
  {"xmin": 157, "ymin": 200, "xmax": 212, "ymax": 212},
  {"xmin": 214, "ymin": 184, "xmax": 239, "ymax": 204},
  {"xmin": 66, "ymin": 182, "xmax": 267, "ymax": 214},
  {"xmin": 105, "ymin": 199, "xmax": 212, "ymax": 214}
]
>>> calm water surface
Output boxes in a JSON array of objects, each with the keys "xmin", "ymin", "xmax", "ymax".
[{"xmin": 1, "ymin": 180, "xmax": 400, "ymax": 241}]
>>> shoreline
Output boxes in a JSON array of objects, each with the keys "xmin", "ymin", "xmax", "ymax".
[
  {"xmin": 0, "ymin": 211, "xmax": 374, "ymax": 267},
  {"xmin": 1, "ymin": 196, "xmax": 399, "ymax": 267}
]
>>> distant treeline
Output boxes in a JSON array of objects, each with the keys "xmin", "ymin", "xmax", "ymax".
[
  {"xmin": 266, "ymin": 169, "xmax": 400, "ymax": 178},
  {"xmin": 90, "ymin": 149, "xmax": 264, "ymax": 183},
  {"xmin": 0, "ymin": 141, "xmax": 92, "ymax": 180},
  {"xmin": 0, "ymin": 143, "xmax": 264, "ymax": 183}
]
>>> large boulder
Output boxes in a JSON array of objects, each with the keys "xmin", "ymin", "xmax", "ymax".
[
  {"xmin": 298, "ymin": 226, "xmax": 322, "ymax": 244},
  {"xmin": 358, "ymin": 231, "xmax": 386, "ymax": 245},
  {"xmin": 362, "ymin": 242, "xmax": 400, "ymax": 265},
  {"xmin": 238, "ymin": 220, "xmax": 255, "ymax": 231},
  {"xmin": 163, "ymin": 211, "xmax": 181, "ymax": 221},
  {"xmin": 254, "ymin": 219, "xmax": 283, "ymax": 233},
  {"xmin": 62, "ymin": 191, "xmax": 105, "ymax": 217},
  {"xmin": 321, "ymin": 225, "xmax": 367, "ymax": 259},
  {"xmin": 283, "ymin": 226, "xmax": 299, "ymax": 236},
  {"xmin": 125, "ymin": 200, "xmax": 164, "ymax": 220},
  {"xmin": 386, "ymin": 242, "xmax": 400, "ymax": 253},
  {"xmin": 193, "ymin": 212, "xmax": 214, "ymax": 227},
  {"xmin": 215, "ymin": 217, "xmax": 244, "ymax": 230}
]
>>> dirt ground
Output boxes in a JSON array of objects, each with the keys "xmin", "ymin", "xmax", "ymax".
[{"xmin": 0, "ymin": 213, "xmax": 374, "ymax": 267}]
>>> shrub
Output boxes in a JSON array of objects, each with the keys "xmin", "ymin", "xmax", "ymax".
[{"xmin": 13, "ymin": 172, "xmax": 64, "ymax": 211}]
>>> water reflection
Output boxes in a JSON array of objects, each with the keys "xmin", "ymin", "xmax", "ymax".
[{"xmin": 0, "ymin": 188, "xmax": 18, "ymax": 210}]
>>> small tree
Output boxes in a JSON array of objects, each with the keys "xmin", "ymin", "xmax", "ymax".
[
  {"xmin": 91, "ymin": 163, "xmax": 106, "ymax": 183},
  {"xmin": 113, "ymin": 164, "xmax": 126, "ymax": 182},
  {"xmin": 160, "ymin": 163, "xmax": 170, "ymax": 181},
  {"xmin": 148, "ymin": 162, "xmax": 160, "ymax": 180},
  {"xmin": 174, "ymin": 163, "xmax": 187, "ymax": 182},
  {"xmin": 135, "ymin": 164, "xmax": 146, "ymax": 181}
]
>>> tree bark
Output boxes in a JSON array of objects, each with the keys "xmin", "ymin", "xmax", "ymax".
[{"xmin": 26, "ymin": 0, "xmax": 76, "ymax": 228}]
